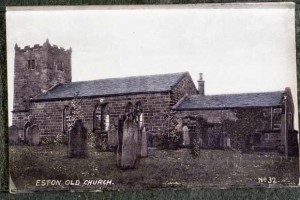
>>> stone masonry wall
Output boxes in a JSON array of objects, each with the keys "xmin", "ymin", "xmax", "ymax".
[
  {"xmin": 170, "ymin": 74, "xmax": 198, "ymax": 106},
  {"xmin": 47, "ymin": 44, "xmax": 72, "ymax": 87},
  {"xmin": 12, "ymin": 111, "xmax": 30, "ymax": 134},
  {"xmin": 26, "ymin": 92, "xmax": 171, "ymax": 138},
  {"xmin": 175, "ymin": 108, "xmax": 278, "ymax": 150},
  {"xmin": 13, "ymin": 44, "xmax": 47, "ymax": 111}
]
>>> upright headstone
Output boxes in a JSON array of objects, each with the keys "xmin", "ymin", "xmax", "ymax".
[
  {"xmin": 9, "ymin": 125, "xmax": 19, "ymax": 145},
  {"xmin": 140, "ymin": 126, "xmax": 148, "ymax": 157},
  {"xmin": 136, "ymin": 127, "xmax": 142, "ymax": 157},
  {"xmin": 119, "ymin": 116, "xmax": 139, "ymax": 169},
  {"xmin": 25, "ymin": 127, "xmax": 30, "ymax": 145},
  {"xmin": 30, "ymin": 125, "xmax": 40, "ymax": 146},
  {"xmin": 198, "ymin": 136, "xmax": 203, "ymax": 147},
  {"xmin": 182, "ymin": 126, "xmax": 190, "ymax": 146},
  {"xmin": 24, "ymin": 121, "xmax": 32, "ymax": 143},
  {"xmin": 108, "ymin": 125, "xmax": 118, "ymax": 149},
  {"xmin": 117, "ymin": 116, "xmax": 125, "ymax": 167},
  {"xmin": 223, "ymin": 133, "xmax": 231, "ymax": 149},
  {"xmin": 69, "ymin": 120, "xmax": 88, "ymax": 158},
  {"xmin": 226, "ymin": 136, "xmax": 231, "ymax": 149}
]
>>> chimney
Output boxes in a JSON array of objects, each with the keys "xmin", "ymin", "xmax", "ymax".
[{"xmin": 197, "ymin": 73, "xmax": 205, "ymax": 96}]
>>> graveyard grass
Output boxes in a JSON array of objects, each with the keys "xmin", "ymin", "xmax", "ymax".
[{"xmin": 9, "ymin": 145, "xmax": 298, "ymax": 191}]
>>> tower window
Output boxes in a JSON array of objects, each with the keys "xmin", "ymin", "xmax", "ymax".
[
  {"xmin": 31, "ymin": 60, "xmax": 35, "ymax": 69},
  {"xmin": 28, "ymin": 60, "xmax": 36, "ymax": 69},
  {"xmin": 55, "ymin": 61, "xmax": 64, "ymax": 71}
]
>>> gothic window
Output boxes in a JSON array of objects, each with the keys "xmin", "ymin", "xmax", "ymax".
[
  {"xmin": 135, "ymin": 101, "xmax": 144, "ymax": 128},
  {"xmin": 105, "ymin": 114, "xmax": 110, "ymax": 131},
  {"xmin": 93, "ymin": 103, "xmax": 109, "ymax": 131},
  {"xmin": 95, "ymin": 106, "xmax": 102, "ymax": 129},
  {"xmin": 139, "ymin": 114, "xmax": 144, "ymax": 128}
]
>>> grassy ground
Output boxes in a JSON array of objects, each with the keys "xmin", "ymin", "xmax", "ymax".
[{"xmin": 9, "ymin": 145, "xmax": 299, "ymax": 192}]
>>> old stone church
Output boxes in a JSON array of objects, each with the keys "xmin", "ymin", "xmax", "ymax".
[{"xmin": 11, "ymin": 40, "xmax": 298, "ymax": 155}]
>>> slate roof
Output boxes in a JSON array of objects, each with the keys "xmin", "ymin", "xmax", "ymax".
[
  {"xmin": 175, "ymin": 91, "xmax": 285, "ymax": 110},
  {"xmin": 35, "ymin": 72, "xmax": 189, "ymax": 101}
]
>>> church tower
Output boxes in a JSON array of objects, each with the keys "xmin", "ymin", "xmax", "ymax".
[{"xmin": 12, "ymin": 39, "xmax": 72, "ymax": 126}]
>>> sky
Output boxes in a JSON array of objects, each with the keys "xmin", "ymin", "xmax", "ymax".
[{"xmin": 6, "ymin": 3, "xmax": 298, "ymax": 127}]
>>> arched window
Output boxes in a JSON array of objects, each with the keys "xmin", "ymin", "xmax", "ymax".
[
  {"xmin": 62, "ymin": 105, "xmax": 70, "ymax": 134},
  {"xmin": 105, "ymin": 114, "xmax": 110, "ymax": 131},
  {"xmin": 93, "ymin": 102, "xmax": 109, "ymax": 132},
  {"xmin": 135, "ymin": 101, "xmax": 143, "ymax": 129},
  {"xmin": 94, "ymin": 105, "xmax": 102, "ymax": 129}
]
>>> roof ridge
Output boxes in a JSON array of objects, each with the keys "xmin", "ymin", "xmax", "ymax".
[
  {"xmin": 62, "ymin": 71, "xmax": 189, "ymax": 85},
  {"xmin": 189, "ymin": 90, "xmax": 284, "ymax": 97},
  {"xmin": 177, "ymin": 90, "xmax": 285, "ymax": 110},
  {"xmin": 36, "ymin": 71, "xmax": 190, "ymax": 101}
]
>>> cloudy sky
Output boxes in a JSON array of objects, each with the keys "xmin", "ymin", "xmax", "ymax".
[{"xmin": 6, "ymin": 3, "xmax": 298, "ymax": 127}]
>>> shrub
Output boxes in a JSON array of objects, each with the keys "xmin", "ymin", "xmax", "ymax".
[
  {"xmin": 41, "ymin": 137, "xmax": 56, "ymax": 145},
  {"xmin": 160, "ymin": 109, "xmax": 181, "ymax": 149},
  {"xmin": 54, "ymin": 132, "xmax": 68, "ymax": 145}
]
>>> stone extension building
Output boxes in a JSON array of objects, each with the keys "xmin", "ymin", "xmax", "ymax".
[{"xmin": 11, "ymin": 40, "xmax": 298, "ymax": 155}]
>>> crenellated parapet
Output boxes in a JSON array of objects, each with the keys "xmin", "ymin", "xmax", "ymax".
[{"xmin": 14, "ymin": 39, "xmax": 72, "ymax": 54}]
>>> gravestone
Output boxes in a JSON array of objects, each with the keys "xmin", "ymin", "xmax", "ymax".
[
  {"xmin": 26, "ymin": 124, "xmax": 40, "ymax": 146},
  {"xmin": 182, "ymin": 126, "xmax": 190, "ymax": 146},
  {"xmin": 9, "ymin": 125, "xmax": 19, "ymax": 145},
  {"xmin": 24, "ymin": 121, "xmax": 32, "ymax": 143},
  {"xmin": 225, "ymin": 135, "xmax": 231, "ymax": 149},
  {"xmin": 69, "ymin": 120, "xmax": 88, "ymax": 158},
  {"xmin": 136, "ymin": 127, "xmax": 142, "ymax": 157},
  {"xmin": 108, "ymin": 125, "xmax": 118, "ymax": 149},
  {"xmin": 117, "ymin": 115, "xmax": 139, "ymax": 169},
  {"xmin": 227, "ymin": 137, "xmax": 231, "ymax": 148},
  {"xmin": 199, "ymin": 137, "xmax": 203, "ymax": 147},
  {"xmin": 30, "ymin": 125, "xmax": 40, "ymax": 146},
  {"xmin": 140, "ymin": 126, "xmax": 148, "ymax": 157},
  {"xmin": 117, "ymin": 116, "xmax": 125, "ymax": 167}
]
